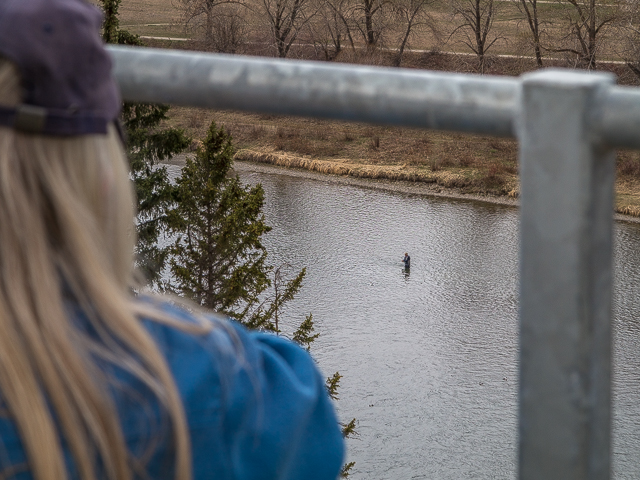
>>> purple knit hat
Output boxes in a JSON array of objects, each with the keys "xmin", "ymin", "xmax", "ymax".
[{"xmin": 0, "ymin": 0, "xmax": 121, "ymax": 136}]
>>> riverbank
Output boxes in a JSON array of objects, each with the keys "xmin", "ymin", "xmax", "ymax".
[
  {"xmin": 234, "ymin": 157, "xmax": 519, "ymax": 206},
  {"xmin": 164, "ymin": 154, "xmax": 640, "ymax": 223},
  {"xmin": 166, "ymin": 106, "xmax": 640, "ymax": 220}
]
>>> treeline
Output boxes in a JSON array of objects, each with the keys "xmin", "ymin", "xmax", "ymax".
[{"xmin": 179, "ymin": 0, "xmax": 640, "ymax": 77}]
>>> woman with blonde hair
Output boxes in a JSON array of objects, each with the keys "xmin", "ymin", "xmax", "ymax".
[{"xmin": 0, "ymin": 0, "xmax": 344, "ymax": 479}]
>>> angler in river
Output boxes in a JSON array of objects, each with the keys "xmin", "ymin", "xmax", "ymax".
[{"xmin": 403, "ymin": 252, "xmax": 411, "ymax": 270}]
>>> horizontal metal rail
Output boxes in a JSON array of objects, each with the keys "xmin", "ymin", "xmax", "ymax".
[
  {"xmin": 108, "ymin": 46, "xmax": 519, "ymax": 137},
  {"xmin": 108, "ymin": 45, "xmax": 640, "ymax": 149},
  {"xmin": 601, "ymin": 86, "xmax": 640, "ymax": 149}
]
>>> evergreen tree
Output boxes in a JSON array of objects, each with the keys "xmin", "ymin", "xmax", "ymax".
[
  {"xmin": 124, "ymin": 103, "xmax": 190, "ymax": 286},
  {"xmin": 256, "ymin": 263, "xmax": 308, "ymax": 333},
  {"xmin": 100, "ymin": 0, "xmax": 140, "ymax": 45},
  {"xmin": 326, "ymin": 372, "xmax": 357, "ymax": 477},
  {"xmin": 292, "ymin": 313, "xmax": 319, "ymax": 351},
  {"xmin": 100, "ymin": 0, "xmax": 191, "ymax": 286},
  {"xmin": 168, "ymin": 121, "xmax": 312, "ymax": 333},
  {"xmin": 168, "ymin": 121, "xmax": 272, "ymax": 324}
]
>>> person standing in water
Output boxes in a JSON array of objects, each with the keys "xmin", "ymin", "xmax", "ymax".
[{"xmin": 403, "ymin": 252, "xmax": 411, "ymax": 269}]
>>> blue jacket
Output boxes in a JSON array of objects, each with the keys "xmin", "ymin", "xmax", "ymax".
[{"xmin": 0, "ymin": 301, "xmax": 345, "ymax": 479}]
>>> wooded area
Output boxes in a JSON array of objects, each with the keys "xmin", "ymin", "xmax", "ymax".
[{"xmin": 171, "ymin": 0, "xmax": 640, "ymax": 77}]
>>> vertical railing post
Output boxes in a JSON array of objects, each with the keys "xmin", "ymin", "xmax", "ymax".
[{"xmin": 518, "ymin": 70, "xmax": 615, "ymax": 480}]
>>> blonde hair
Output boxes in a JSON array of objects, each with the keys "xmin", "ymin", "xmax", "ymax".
[{"xmin": 0, "ymin": 60, "xmax": 191, "ymax": 479}]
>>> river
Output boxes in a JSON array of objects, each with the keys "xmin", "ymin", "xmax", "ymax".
[{"xmin": 170, "ymin": 163, "xmax": 640, "ymax": 479}]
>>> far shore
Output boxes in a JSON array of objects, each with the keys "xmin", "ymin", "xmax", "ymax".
[{"xmin": 162, "ymin": 154, "xmax": 640, "ymax": 224}]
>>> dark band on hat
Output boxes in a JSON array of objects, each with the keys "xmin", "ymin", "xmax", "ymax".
[
  {"xmin": 0, "ymin": 104, "xmax": 109, "ymax": 136},
  {"xmin": 0, "ymin": 0, "xmax": 122, "ymax": 137}
]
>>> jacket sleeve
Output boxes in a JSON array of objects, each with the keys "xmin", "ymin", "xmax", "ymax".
[
  {"xmin": 153, "ymin": 313, "xmax": 346, "ymax": 480},
  {"xmin": 220, "ymin": 322, "xmax": 345, "ymax": 480}
]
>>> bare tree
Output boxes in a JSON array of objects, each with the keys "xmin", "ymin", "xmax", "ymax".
[
  {"xmin": 180, "ymin": 0, "xmax": 247, "ymax": 51},
  {"xmin": 450, "ymin": 0, "xmax": 501, "ymax": 71},
  {"xmin": 624, "ymin": 39, "xmax": 640, "ymax": 80},
  {"xmin": 309, "ymin": 0, "xmax": 391, "ymax": 53},
  {"xmin": 616, "ymin": 2, "xmax": 640, "ymax": 80},
  {"xmin": 310, "ymin": 0, "xmax": 356, "ymax": 60},
  {"xmin": 208, "ymin": 5, "xmax": 247, "ymax": 52},
  {"xmin": 261, "ymin": 0, "xmax": 315, "ymax": 57},
  {"xmin": 353, "ymin": 0, "xmax": 390, "ymax": 47},
  {"xmin": 550, "ymin": 0, "xmax": 618, "ymax": 69},
  {"xmin": 518, "ymin": 0, "xmax": 544, "ymax": 67},
  {"xmin": 391, "ymin": 0, "xmax": 438, "ymax": 66}
]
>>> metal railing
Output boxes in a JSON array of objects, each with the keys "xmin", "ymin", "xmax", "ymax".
[{"xmin": 108, "ymin": 45, "xmax": 640, "ymax": 480}]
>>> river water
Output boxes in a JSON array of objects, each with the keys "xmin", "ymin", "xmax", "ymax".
[{"xmin": 169, "ymin": 163, "xmax": 640, "ymax": 479}]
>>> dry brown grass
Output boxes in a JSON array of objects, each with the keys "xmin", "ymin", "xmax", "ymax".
[
  {"xmin": 614, "ymin": 151, "xmax": 640, "ymax": 216},
  {"xmin": 232, "ymin": 143, "xmax": 518, "ymax": 195},
  {"xmin": 234, "ymin": 149, "xmax": 485, "ymax": 189}
]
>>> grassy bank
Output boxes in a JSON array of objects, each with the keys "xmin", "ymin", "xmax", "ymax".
[
  {"xmin": 167, "ymin": 107, "xmax": 640, "ymax": 216},
  {"xmin": 170, "ymin": 107, "xmax": 520, "ymax": 195},
  {"xmin": 234, "ymin": 150, "xmax": 519, "ymax": 197}
]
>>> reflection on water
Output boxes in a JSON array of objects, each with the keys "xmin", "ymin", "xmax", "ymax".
[{"xmin": 168, "ymin": 164, "xmax": 640, "ymax": 478}]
